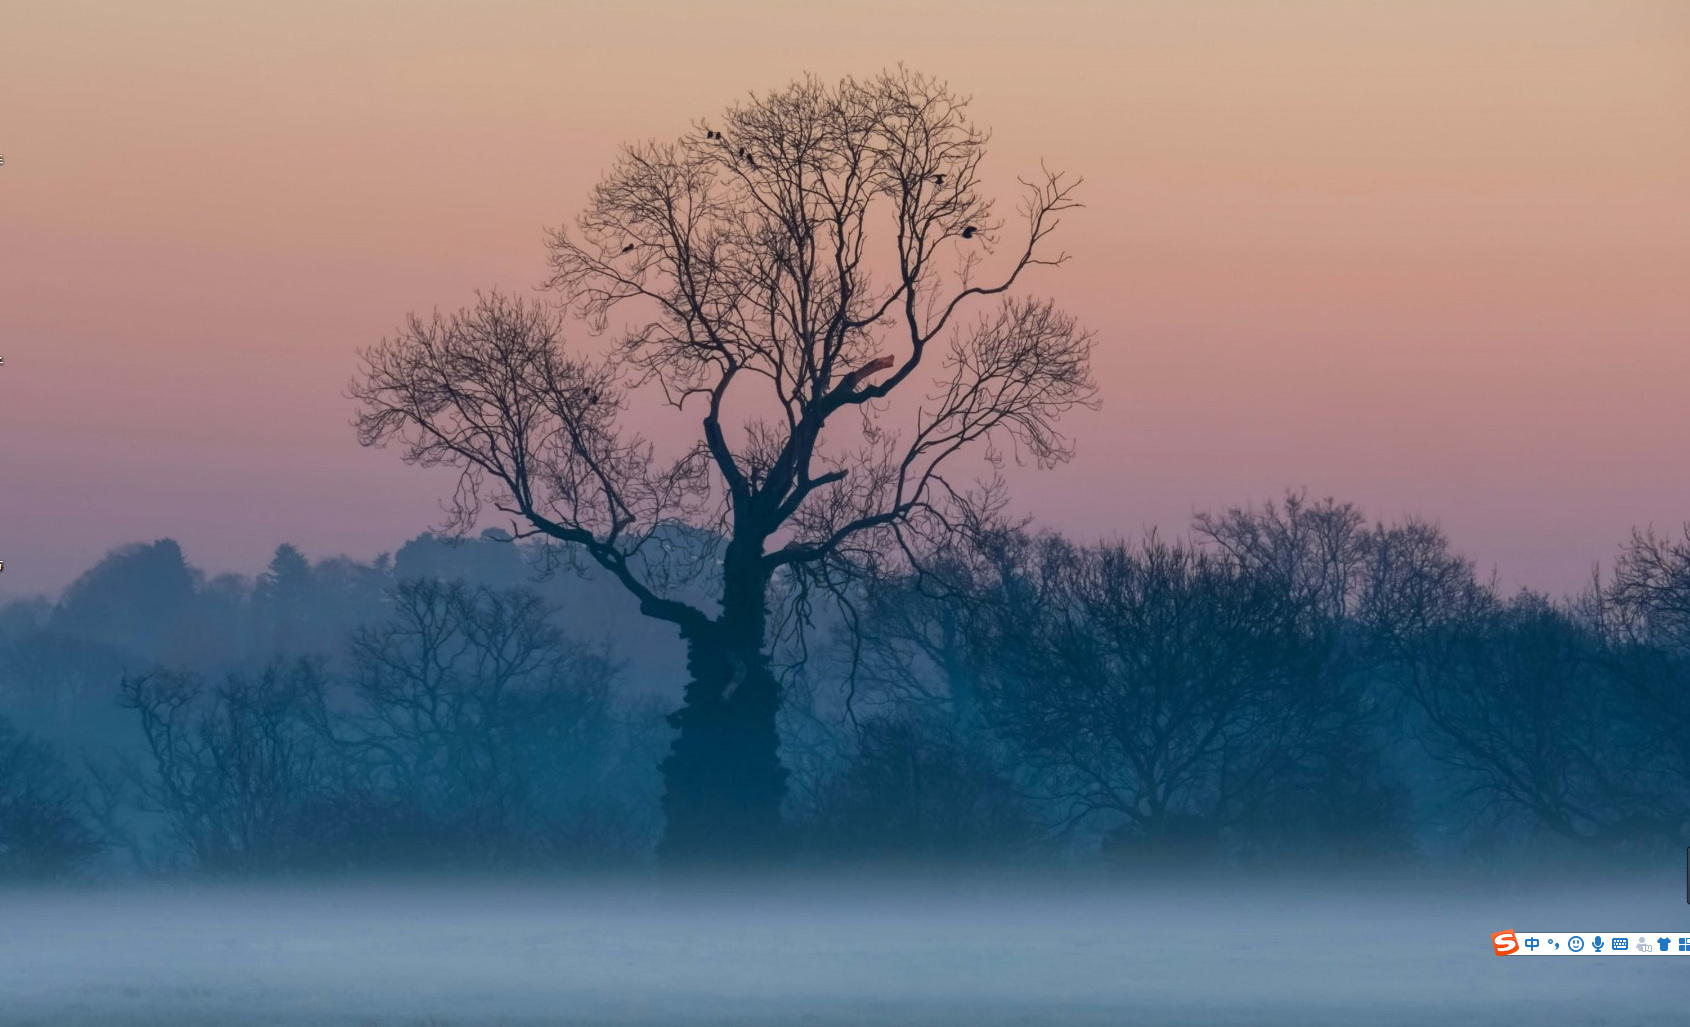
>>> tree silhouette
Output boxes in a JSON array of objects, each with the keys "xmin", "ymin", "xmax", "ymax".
[
  {"xmin": 337, "ymin": 579, "xmax": 619, "ymax": 862},
  {"xmin": 351, "ymin": 69, "xmax": 1096, "ymax": 858},
  {"xmin": 254, "ymin": 543, "xmax": 315, "ymax": 654},
  {"xmin": 971, "ymin": 535, "xmax": 1346, "ymax": 860},
  {"xmin": 1598, "ymin": 527, "xmax": 1690, "ymax": 834},
  {"xmin": 0, "ymin": 714, "xmax": 103, "ymax": 879},
  {"xmin": 1398, "ymin": 594, "xmax": 1647, "ymax": 843},
  {"xmin": 54, "ymin": 539, "xmax": 199, "ymax": 661}
]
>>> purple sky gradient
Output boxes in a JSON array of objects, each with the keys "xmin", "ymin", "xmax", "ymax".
[{"xmin": 3, "ymin": 0, "xmax": 1688, "ymax": 600}]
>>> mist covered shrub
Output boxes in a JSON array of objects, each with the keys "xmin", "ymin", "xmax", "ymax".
[
  {"xmin": 799, "ymin": 713, "xmax": 1034, "ymax": 861},
  {"xmin": 118, "ymin": 582, "xmax": 660, "ymax": 875},
  {"xmin": 0, "ymin": 715, "xmax": 103, "ymax": 880}
]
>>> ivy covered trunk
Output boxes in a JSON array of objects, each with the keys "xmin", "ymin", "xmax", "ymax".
[{"xmin": 656, "ymin": 553, "xmax": 787, "ymax": 862}]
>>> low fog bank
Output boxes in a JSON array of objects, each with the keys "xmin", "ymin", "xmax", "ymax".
[
  {"xmin": 4, "ymin": 871, "xmax": 1687, "ymax": 1026},
  {"xmin": 10, "ymin": 510, "xmax": 1690, "ymax": 883}
]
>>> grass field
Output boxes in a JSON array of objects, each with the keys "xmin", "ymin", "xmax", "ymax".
[{"xmin": 3, "ymin": 870, "xmax": 1686, "ymax": 1026}]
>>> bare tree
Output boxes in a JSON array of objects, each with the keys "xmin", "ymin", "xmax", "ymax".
[
  {"xmin": 1194, "ymin": 492, "xmax": 1372, "ymax": 625},
  {"xmin": 120, "ymin": 662, "xmax": 334, "ymax": 873},
  {"xmin": 351, "ymin": 69, "xmax": 1096, "ymax": 858},
  {"xmin": 336, "ymin": 580, "xmax": 622, "ymax": 863},
  {"xmin": 1597, "ymin": 526, "xmax": 1690, "ymax": 834},
  {"xmin": 1606, "ymin": 525, "xmax": 1690, "ymax": 653},
  {"xmin": 972, "ymin": 535, "xmax": 1358, "ymax": 859},
  {"xmin": 1397, "ymin": 593, "xmax": 1656, "ymax": 845},
  {"xmin": 838, "ymin": 537, "xmax": 1003, "ymax": 729},
  {"xmin": 0, "ymin": 715, "xmax": 104, "ymax": 879}
]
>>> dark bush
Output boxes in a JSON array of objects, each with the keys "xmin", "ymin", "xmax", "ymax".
[
  {"xmin": 802, "ymin": 713, "xmax": 1034, "ymax": 861},
  {"xmin": 0, "ymin": 715, "xmax": 103, "ymax": 879}
]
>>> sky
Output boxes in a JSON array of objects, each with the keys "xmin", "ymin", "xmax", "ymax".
[{"xmin": 3, "ymin": 0, "xmax": 1688, "ymax": 600}]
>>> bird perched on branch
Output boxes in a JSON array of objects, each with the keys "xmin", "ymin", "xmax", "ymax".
[
  {"xmin": 622, "ymin": 243, "xmax": 636, "ymax": 253},
  {"xmin": 961, "ymin": 225, "xmax": 976, "ymax": 239},
  {"xmin": 932, "ymin": 173, "xmax": 945, "ymax": 186}
]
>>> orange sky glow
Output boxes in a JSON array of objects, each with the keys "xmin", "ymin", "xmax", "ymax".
[{"xmin": 3, "ymin": 0, "xmax": 1688, "ymax": 598}]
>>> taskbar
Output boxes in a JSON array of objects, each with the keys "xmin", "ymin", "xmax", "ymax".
[{"xmin": 1494, "ymin": 931, "xmax": 1690, "ymax": 955}]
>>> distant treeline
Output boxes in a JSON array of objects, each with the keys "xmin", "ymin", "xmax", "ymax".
[{"xmin": 3, "ymin": 493, "xmax": 1688, "ymax": 878}]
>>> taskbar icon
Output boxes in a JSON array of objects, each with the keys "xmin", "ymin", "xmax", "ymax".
[{"xmin": 1498, "ymin": 932, "xmax": 1690, "ymax": 955}]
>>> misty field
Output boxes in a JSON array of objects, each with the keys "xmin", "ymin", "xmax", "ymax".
[{"xmin": 3, "ymin": 871, "xmax": 1686, "ymax": 1026}]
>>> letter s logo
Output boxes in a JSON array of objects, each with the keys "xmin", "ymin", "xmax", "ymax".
[{"xmin": 1492, "ymin": 931, "xmax": 1519, "ymax": 956}]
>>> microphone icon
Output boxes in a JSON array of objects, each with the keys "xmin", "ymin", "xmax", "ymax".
[{"xmin": 1592, "ymin": 936, "xmax": 1605, "ymax": 952}]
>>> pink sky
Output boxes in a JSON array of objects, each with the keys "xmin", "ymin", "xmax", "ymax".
[{"xmin": 3, "ymin": 0, "xmax": 1688, "ymax": 599}]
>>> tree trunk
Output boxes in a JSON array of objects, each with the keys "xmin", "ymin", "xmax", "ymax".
[{"xmin": 657, "ymin": 561, "xmax": 788, "ymax": 862}]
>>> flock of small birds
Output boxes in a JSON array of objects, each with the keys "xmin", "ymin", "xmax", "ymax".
[{"xmin": 611, "ymin": 132, "xmax": 979, "ymax": 257}]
